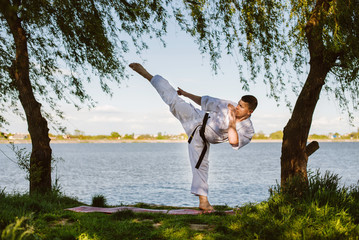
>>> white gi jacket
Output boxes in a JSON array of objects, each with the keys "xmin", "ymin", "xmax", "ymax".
[{"xmin": 201, "ymin": 96, "xmax": 255, "ymax": 150}]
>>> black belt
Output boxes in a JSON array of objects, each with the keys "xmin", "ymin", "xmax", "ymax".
[{"xmin": 188, "ymin": 113, "xmax": 210, "ymax": 169}]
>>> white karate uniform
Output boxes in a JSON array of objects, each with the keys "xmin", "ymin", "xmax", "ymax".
[{"xmin": 151, "ymin": 75, "xmax": 254, "ymax": 196}]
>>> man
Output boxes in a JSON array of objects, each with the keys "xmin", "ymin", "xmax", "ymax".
[{"xmin": 129, "ymin": 63, "xmax": 257, "ymax": 211}]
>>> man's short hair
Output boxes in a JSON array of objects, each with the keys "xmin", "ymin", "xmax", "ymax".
[{"xmin": 241, "ymin": 95, "xmax": 258, "ymax": 112}]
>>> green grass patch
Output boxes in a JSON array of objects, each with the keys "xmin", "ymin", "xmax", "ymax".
[{"xmin": 2, "ymin": 170, "xmax": 359, "ymax": 239}]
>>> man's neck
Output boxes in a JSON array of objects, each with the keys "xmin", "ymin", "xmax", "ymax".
[{"xmin": 236, "ymin": 115, "xmax": 250, "ymax": 123}]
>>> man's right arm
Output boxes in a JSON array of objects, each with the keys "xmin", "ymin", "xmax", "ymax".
[
  {"xmin": 177, "ymin": 87, "xmax": 202, "ymax": 106},
  {"xmin": 228, "ymin": 104, "xmax": 239, "ymax": 146}
]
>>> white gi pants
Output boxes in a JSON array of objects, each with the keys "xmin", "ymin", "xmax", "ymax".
[{"xmin": 151, "ymin": 75, "xmax": 211, "ymax": 196}]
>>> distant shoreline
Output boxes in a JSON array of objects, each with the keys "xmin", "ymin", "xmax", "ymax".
[{"xmin": 1, "ymin": 139, "xmax": 358, "ymax": 144}]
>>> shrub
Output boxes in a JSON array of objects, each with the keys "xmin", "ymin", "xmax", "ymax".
[
  {"xmin": 234, "ymin": 170, "xmax": 359, "ymax": 239},
  {"xmin": 91, "ymin": 194, "xmax": 107, "ymax": 207}
]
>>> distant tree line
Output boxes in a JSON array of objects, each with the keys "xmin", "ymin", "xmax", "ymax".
[
  {"xmin": 2, "ymin": 129, "xmax": 358, "ymax": 141},
  {"xmin": 47, "ymin": 131, "xmax": 187, "ymax": 141},
  {"xmin": 253, "ymin": 129, "xmax": 359, "ymax": 140}
]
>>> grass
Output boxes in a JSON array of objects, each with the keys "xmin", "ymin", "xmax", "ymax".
[
  {"xmin": 91, "ymin": 194, "xmax": 107, "ymax": 208},
  {"xmin": 1, "ymin": 170, "xmax": 359, "ymax": 239}
]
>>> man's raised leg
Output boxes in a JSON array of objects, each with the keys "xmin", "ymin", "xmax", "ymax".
[
  {"xmin": 129, "ymin": 63, "xmax": 153, "ymax": 81},
  {"xmin": 130, "ymin": 63, "xmax": 204, "ymax": 136}
]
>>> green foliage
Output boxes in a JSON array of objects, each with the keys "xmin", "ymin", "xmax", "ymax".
[
  {"xmin": 122, "ymin": 133, "xmax": 135, "ymax": 140},
  {"xmin": 334, "ymin": 129, "xmax": 359, "ymax": 140},
  {"xmin": 8, "ymin": 143, "xmax": 31, "ymax": 180},
  {"xmin": 309, "ymin": 134, "xmax": 330, "ymax": 140},
  {"xmin": 110, "ymin": 132, "xmax": 120, "ymax": 139},
  {"xmin": 234, "ymin": 170, "xmax": 359, "ymax": 239},
  {"xmin": 78, "ymin": 233, "xmax": 101, "ymax": 240},
  {"xmin": 0, "ymin": 132, "xmax": 8, "ymax": 139},
  {"xmin": 136, "ymin": 134, "xmax": 155, "ymax": 140},
  {"xmin": 43, "ymin": 132, "xmax": 189, "ymax": 141},
  {"xmin": 0, "ymin": 191, "xmax": 80, "ymax": 231},
  {"xmin": 156, "ymin": 132, "xmax": 166, "ymax": 140},
  {"xmin": 74, "ymin": 130, "xmax": 85, "ymax": 136},
  {"xmin": 176, "ymin": 0, "xmax": 359, "ymax": 115},
  {"xmin": 0, "ymin": 0, "xmax": 171, "ymax": 129},
  {"xmin": 252, "ymin": 131, "xmax": 268, "ymax": 139},
  {"xmin": 92, "ymin": 194, "xmax": 107, "ymax": 208},
  {"xmin": 111, "ymin": 210, "xmax": 135, "ymax": 221},
  {"xmin": 176, "ymin": 0, "xmax": 289, "ymax": 97},
  {"xmin": 269, "ymin": 130, "xmax": 283, "ymax": 139},
  {"xmin": 1, "ymin": 215, "xmax": 35, "ymax": 240}
]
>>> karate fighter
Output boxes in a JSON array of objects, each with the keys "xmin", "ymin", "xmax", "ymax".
[{"xmin": 129, "ymin": 63, "xmax": 257, "ymax": 211}]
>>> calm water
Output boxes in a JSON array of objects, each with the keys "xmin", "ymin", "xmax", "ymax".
[{"xmin": 0, "ymin": 142, "xmax": 358, "ymax": 207}]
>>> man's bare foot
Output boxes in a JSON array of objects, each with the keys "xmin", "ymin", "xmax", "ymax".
[
  {"xmin": 129, "ymin": 63, "xmax": 153, "ymax": 81},
  {"xmin": 199, "ymin": 195, "xmax": 214, "ymax": 211}
]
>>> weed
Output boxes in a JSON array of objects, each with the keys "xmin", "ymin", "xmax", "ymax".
[
  {"xmin": 91, "ymin": 194, "xmax": 107, "ymax": 207},
  {"xmin": 111, "ymin": 210, "xmax": 135, "ymax": 221},
  {"xmin": 1, "ymin": 215, "xmax": 36, "ymax": 240}
]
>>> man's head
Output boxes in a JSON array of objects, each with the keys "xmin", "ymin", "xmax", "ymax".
[
  {"xmin": 235, "ymin": 95, "xmax": 257, "ymax": 120},
  {"xmin": 241, "ymin": 95, "xmax": 258, "ymax": 112}
]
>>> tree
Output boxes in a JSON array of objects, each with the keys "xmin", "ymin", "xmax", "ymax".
[
  {"xmin": 269, "ymin": 131, "xmax": 283, "ymax": 140},
  {"xmin": 110, "ymin": 132, "xmax": 120, "ymax": 139},
  {"xmin": 0, "ymin": 0, "xmax": 169, "ymax": 194},
  {"xmin": 156, "ymin": 132, "xmax": 165, "ymax": 140},
  {"xmin": 175, "ymin": 0, "xmax": 359, "ymax": 189},
  {"xmin": 253, "ymin": 131, "xmax": 268, "ymax": 140},
  {"xmin": 122, "ymin": 133, "xmax": 135, "ymax": 140},
  {"xmin": 74, "ymin": 130, "xmax": 85, "ymax": 137}
]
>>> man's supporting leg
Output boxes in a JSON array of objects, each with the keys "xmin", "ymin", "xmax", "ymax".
[
  {"xmin": 199, "ymin": 196, "xmax": 214, "ymax": 211},
  {"xmin": 188, "ymin": 130, "xmax": 213, "ymax": 211}
]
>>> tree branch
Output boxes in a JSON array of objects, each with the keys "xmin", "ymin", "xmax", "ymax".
[{"xmin": 305, "ymin": 141, "xmax": 319, "ymax": 157}]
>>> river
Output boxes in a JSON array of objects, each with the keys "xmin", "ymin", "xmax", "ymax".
[{"xmin": 0, "ymin": 142, "xmax": 358, "ymax": 207}]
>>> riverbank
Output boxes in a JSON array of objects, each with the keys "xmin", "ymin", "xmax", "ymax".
[
  {"xmin": 1, "ymin": 138, "xmax": 359, "ymax": 144},
  {"xmin": 0, "ymin": 139, "xmax": 189, "ymax": 144},
  {"xmin": 1, "ymin": 171, "xmax": 359, "ymax": 239}
]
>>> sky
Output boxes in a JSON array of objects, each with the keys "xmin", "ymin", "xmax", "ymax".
[{"xmin": 5, "ymin": 21, "xmax": 359, "ymax": 136}]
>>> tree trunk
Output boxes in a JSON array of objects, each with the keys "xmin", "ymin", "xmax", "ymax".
[
  {"xmin": 280, "ymin": 61, "xmax": 330, "ymax": 188},
  {"xmin": 2, "ymin": 1, "xmax": 52, "ymax": 194},
  {"xmin": 280, "ymin": 0, "xmax": 340, "ymax": 192}
]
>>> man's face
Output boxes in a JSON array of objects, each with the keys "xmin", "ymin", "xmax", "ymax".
[{"xmin": 236, "ymin": 100, "xmax": 253, "ymax": 119}]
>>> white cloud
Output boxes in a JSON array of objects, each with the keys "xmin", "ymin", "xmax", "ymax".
[
  {"xmin": 88, "ymin": 116, "xmax": 124, "ymax": 123},
  {"xmin": 251, "ymin": 113, "xmax": 290, "ymax": 133},
  {"xmin": 92, "ymin": 105, "xmax": 122, "ymax": 113},
  {"xmin": 312, "ymin": 116, "xmax": 340, "ymax": 126},
  {"xmin": 311, "ymin": 116, "xmax": 357, "ymax": 134}
]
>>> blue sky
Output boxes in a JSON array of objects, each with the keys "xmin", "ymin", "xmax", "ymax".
[{"xmin": 6, "ymin": 22, "xmax": 358, "ymax": 136}]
